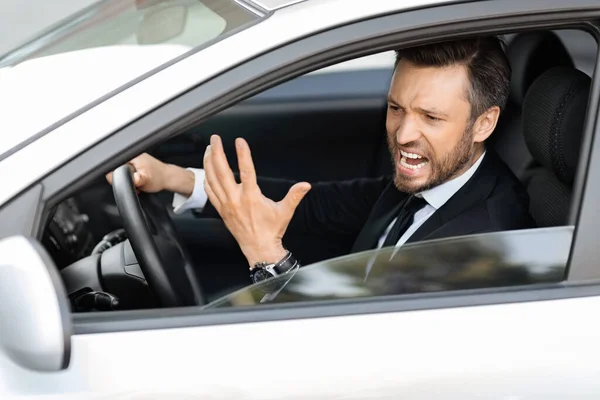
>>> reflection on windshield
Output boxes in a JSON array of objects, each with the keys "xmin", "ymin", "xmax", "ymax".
[
  {"xmin": 204, "ymin": 227, "xmax": 572, "ymax": 309},
  {"xmin": 0, "ymin": 0, "xmax": 258, "ymax": 158},
  {"xmin": 0, "ymin": 0, "xmax": 256, "ymax": 67}
]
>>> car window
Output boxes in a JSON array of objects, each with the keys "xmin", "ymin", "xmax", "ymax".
[
  {"xmin": 308, "ymin": 51, "xmax": 396, "ymax": 75},
  {"xmin": 204, "ymin": 227, "xmax": 572, "ymax": 309},
  {"xmin": 0, "ymin": 0, "xmax": 256, "ymax": 68},
  {"xmin": 42, "ymin": 27, "xmax": 596, "ymax": 315},
  {"xmin": 0, "ymin": 0, "xmax": 258, "ymax": 157}
]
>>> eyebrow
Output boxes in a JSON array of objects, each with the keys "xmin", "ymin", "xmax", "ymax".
[
  {"xmin": 387, "ymin": 95, "xmax": 399, "ymax": 105},
  {"xmin": 415, "ymin": 107, "xmax": 449, "ymax": 118},
  {"xmin": 387, "ymin": 96, "xmax": 450, "ymax": 118}
]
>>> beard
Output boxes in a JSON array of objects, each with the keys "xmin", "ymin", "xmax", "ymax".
[{"xmin": 388, "ymin": 125, "xmax": 475, "ymax": 194}]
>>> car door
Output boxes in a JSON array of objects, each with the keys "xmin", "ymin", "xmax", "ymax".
[
  {"xmin": 2, "ymin": 0, "xmax": 600, "ymax": 398},
  {"xmin": 2, "ymin": 228, "xmax": 600, "ymax": 399}
]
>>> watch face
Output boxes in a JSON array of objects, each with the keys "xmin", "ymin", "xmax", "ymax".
[{"xmin": 251, "ymin": 268, "xmax": 273, "ymax": 284}]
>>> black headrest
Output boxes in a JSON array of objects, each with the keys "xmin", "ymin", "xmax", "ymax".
[
  {"xmin": 507, "ymin": 31, "xmax": 574, "ymax": 107},
  {"xmin": 523, "ymin": 66, "xmax": 590, "ymax": 185}
]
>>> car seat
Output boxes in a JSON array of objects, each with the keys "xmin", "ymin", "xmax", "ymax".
[
  {"xmin": 521, "ymin": 66, "xmax": 590, "ymax": 227},
  {"xmin": 490, "ymin": 31, "xmax": 574, "ymax": 180}
]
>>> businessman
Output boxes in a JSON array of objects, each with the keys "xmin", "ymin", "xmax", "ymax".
[{"xmin": 107, "ymin": 36, "xmax": 535, "ymax": 274}]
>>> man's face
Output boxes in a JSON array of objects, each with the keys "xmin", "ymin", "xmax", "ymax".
[{"xmin": 386, "ymin": 60, "xmax": 480, "ymax": 194}]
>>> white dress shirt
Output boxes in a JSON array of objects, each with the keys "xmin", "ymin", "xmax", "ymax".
[
  {"xmin": 172, "ymin": 169, "xmax": 208, "ymax": 214},
  {"xmin": 376, "ymin": 151, "xmax": 486, "ymax": 249},
  {"xmin": 172, "ymin": 151, "xmax": 486, "ymax": 249}
]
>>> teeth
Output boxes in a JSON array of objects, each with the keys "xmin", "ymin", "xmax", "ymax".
[
  {"xmin": 400, "ymin": 150, "xmax": 423, "ymax": 159},
  {"xmin": 400, "ymin": 156, "xmax": 429, "ymax": 170}
]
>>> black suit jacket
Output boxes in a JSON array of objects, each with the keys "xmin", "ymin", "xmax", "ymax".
[{"xmin": 203, "ymin": 151, "xmax": 535, "ymax": 257}]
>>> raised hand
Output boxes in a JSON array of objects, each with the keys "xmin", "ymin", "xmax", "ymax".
[{"xmin": 203, "ymin": 135, "xmax": 311, "ymax": 267}]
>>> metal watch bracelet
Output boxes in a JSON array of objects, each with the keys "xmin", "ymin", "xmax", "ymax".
[{"xmin": 252, "ymin": 250, "xmax": 299, "ymax": 275}]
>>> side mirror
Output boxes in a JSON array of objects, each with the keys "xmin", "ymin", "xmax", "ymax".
[{"xmin": 0, "ymin": 236, "xmax": 71, "ymax": 372}]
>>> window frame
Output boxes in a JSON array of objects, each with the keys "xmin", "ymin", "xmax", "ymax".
[{"xmin": 3, "ymin": 0, "xmax": 600, "ymax": 333}]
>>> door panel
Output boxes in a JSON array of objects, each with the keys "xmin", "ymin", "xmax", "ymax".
[{"xmin": 4, "ymin": 295, "xmax": 600, "ymax": 398}]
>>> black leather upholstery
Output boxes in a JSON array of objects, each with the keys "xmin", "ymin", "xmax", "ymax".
[
  {"xmin": 522, "ymin": 66, "xmax": 590, "ymax": 227},
  {"xmin": 490, "ymin": 32, "xmax": 574, "ymax": 179}
]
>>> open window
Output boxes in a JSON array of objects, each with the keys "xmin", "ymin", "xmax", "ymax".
[{"xmin": 37, "ymin": 26, "xmax": 598, "ymax": 312}]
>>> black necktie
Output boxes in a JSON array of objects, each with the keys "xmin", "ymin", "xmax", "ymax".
[{"xmin": 382, "ymin": 195, "xmax": 428, "ymax": 248}]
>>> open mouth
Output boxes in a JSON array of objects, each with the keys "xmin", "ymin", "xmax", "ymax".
[{"xmin": 399, "ymin": 150, "xmax": 429, "ymax": 170}]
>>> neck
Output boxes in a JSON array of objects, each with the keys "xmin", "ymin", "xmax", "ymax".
[
  {"xmin": 469, "ymin": 144, "xmax": 486, "ymax": 167},
  {"xmin": 446, "ymin": 144, "xmax": 486, "ymax": 183}
]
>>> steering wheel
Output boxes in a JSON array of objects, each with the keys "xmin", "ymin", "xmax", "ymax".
[{"xmin": 111, "ymin": 164, "xmax": 205, "ymax": 307}]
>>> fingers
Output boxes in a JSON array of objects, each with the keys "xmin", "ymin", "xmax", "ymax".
[
  {"xmin": 235, "ymin": 138, "xmax": 258, "ymax": 193},
  {"xmin": 203, "ymin": 179, "xmax": 222, "ymax": 212},
  {"xmin": 133, "ymin": 171, "xmax": 145, "ymax": 188},
  {"xmin": 204, "ymin": 135, "xmax": 239, "ymax": 202},
  {"xmin": 203, "ymin": 144, "xmax": 228, "ymax": 202},
  {"xmin": 105, "ymin": 170, "xmax": 141, "ymax": 187},
  {"xmin": 210, "ymin": 135, "xmax": 237, "ymax": 191},
  {"xmin": 281, "ymin": 182, "xmax": 311, "ymax": 216},
  {"xmin": 106, "ymin": 153, "xmax": 149, "ymax": 187}
]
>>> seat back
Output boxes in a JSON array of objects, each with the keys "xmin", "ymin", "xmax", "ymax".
[
  {"xmin": 522, "ymin": 66, "xmax": 590, "ymax": 227},
  {"xmin": 490, "ymin": 31, "xmax": 574, "ymax": 179}
]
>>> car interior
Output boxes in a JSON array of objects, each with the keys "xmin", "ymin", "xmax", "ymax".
[{"xmin": 42, "ymin": 28, "xmax": 598, "ymax": 310}]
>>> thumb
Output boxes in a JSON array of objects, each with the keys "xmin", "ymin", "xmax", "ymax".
[
  {"xmin": 281, "ymin": 182, "xmax": 311, "ymax": 213},
  {"xmin": 133, "ymin": 172, "xmax": 145, "ymax": 188}
]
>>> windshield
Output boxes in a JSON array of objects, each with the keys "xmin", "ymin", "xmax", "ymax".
[
  {"xmin": 0, "ymin": 0, "xmax": 256, "ymax": 67},
  {"xmin": 0, "ymin": 0, "xmax": 258, "ymax": 157},
  {"xmin": 204, "ymin": 227, "xmax": 572, "ymax": 309}
]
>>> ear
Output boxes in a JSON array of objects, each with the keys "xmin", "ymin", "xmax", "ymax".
[{"xmin": 472, "ymin": 106, "xmax": 501, "ymax": 143}]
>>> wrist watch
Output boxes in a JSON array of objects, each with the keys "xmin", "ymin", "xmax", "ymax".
[{"xmin": 250, "ymin": 251, "xmax": 299, "ymax": 284}]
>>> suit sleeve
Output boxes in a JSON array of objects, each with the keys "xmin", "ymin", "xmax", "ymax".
[{"xmin": 201, "ymin": 175, "xmax": 390, "ymax": 237}]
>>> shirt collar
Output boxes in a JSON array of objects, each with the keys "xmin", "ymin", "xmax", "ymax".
[{"xmin": 417, "ymin": 151, "xmax": 486, "ymax": 210}]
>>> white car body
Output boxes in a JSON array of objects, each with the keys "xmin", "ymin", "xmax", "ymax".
[
  {"xmin": 1, "ymin": 0, "xmax": 600, "ymax": 398},
  {"xmin": 0, "ymin": 0, "xmax": 448, "ymax": 205}
]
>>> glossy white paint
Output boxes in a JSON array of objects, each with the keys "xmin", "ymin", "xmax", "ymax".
[
  {"xmin": 2, "ymin": 294, "xmax": 600, "ymax": 398},
  {"xmin": 2, "ymin": 0, "xmax": 597, "ymax": 398},
  {"xmin": 250, "ymin": 0, "xmax": 307, "ymax": 11},
  {"xmin": 0, "ymin": 0, "xmax": 453, "ymax": 206},
  {"xmin": 0, "ymin": 236, "xmax": 69, "ymax": 373},
  {"xmin": 0, "ymin": 45, "xmax": 191, "ymax": 155}
]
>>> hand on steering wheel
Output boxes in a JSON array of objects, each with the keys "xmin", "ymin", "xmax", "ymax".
[{"xmin": 111, "ymin": 164, "xmax": 205, "ymax": 307}]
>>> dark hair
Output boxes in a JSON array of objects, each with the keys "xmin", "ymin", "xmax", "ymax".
[{"xmin": 395, "ymin": 36, "xmax": 511, "ymax": 122}]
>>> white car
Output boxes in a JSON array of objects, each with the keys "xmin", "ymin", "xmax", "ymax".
[{"xmin": 1, "ymin": 0, "xmax": 600, "ymax": 398}]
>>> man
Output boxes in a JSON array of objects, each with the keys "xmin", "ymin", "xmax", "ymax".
[{"xmin": 108, "ymin": 36, "xmax": 535, "ymax": 277}]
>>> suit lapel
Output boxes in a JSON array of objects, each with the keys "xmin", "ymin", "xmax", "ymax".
[
  {"xmin": 350, "ymin": 181, "xmax": 408, "ymax": 253},
  {"xmin": 406, "ymin": 152, "xmax": 500, "ymax": 243},
  {"xmin": 351, "ymin": 151, "xmax": 503, "ymax": 252}
]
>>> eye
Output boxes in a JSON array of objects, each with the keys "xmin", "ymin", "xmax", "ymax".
[
  {"xmin": 426, "ymin": 114, "xmax": 441, "ymax": 122},
  {"xmin": 388, "ymin": 104, "xmax": 403, "ymax": 113}
]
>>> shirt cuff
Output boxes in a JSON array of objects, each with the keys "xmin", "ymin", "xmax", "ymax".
[{"xmin": 172, "ymin": 168, "xmax": 208, "ymax": 214}]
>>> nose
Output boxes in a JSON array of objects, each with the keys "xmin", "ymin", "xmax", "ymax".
[{"xmin": 395, "ymin": 115, "xmax": 422, "ymax": 145}]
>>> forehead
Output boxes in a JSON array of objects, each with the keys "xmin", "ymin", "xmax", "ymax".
[{"xmin": 389, "ymin": 60, "xmax": 470, "ymax": 109}]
